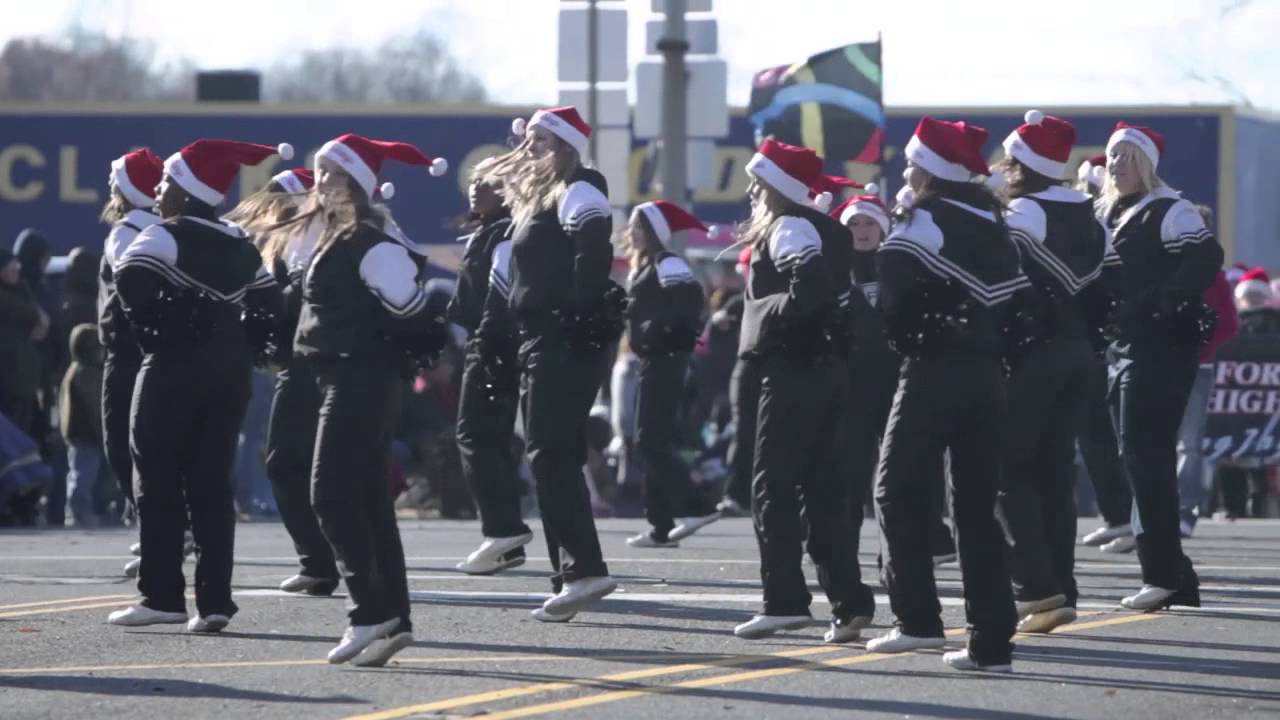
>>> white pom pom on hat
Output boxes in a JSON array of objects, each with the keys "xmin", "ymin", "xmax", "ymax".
[
  {"xmin": 430, "ymin": 157, "xmax": 448, "ymax": 177},
  {"xmin": 814, "ymin": 191, "xmax": 833, "ymax": 211},
  {"xmin": 865, "ymin": 182, "xmax": 880, "ymax": 195},
  {"xmin": 1024, "ymin": 110, "xmax": 1044, "ymax": 126},
  {"xmin": 379, "ymin": 182, "xmax": 395, "ymax": 200},
  {"xmin": 511, "ymin": 117, "xmax": 528, "ymax": 136},
  {"xmin": 277, "ymin": 143, "xmax": 295, "ymax": 160}
]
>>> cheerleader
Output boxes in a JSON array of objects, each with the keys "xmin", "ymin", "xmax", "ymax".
[
  {"xmin": 105, "ymin": 139, "xmax": 288, "ymax": 632},
  {"xmin": 866, "ymin": 118, "xmax": 1024, "ymax": 672},
  {"xmin": 290, "ymin": 134, "xmax": 449, "ymax": 665},
  {"xmin": 731, "ymin": 140, "xmax": 869, "ymax": 643},
  {"xmin": 992, "ymin": 111, "xmax": 1106, "ymax": 633},
  {"xmin": 97, "ymin": 147, "xmax": 170, "ymax": 578},
  {"xmin": 453, "ymin": 160, "xmax": 534, "ymax": 575},
  {"xmin": 1097, "ymin": 122, "xmax": 1221, "ymax": 611},
  {"xmin": 622, "ymin": 201, "xmax": 719, "ymax": 548},
  {"xmin": 485, "ymin": 106, "xmax": 619, "ymax": 621},
  {"xmin": 225, "ymin": 167, "xmax": 345, "ymax": 596},
  {"xmin": 1074, "ymin": 154, "xmax": 1137, "ymax": 552}
]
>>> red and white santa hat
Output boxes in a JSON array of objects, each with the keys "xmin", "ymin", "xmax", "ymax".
[
  {"xmin": 1003, "ymin": 110, "xmax": 1076, "ymax": 179},
  {"xmin": 1106, "ymin": 121, "xmax": 1165, "ymax": 170},
  {"xmin": 271, "ymin": 167, "xmax": 314, "ymax": 195},
  {"xmin": 634, "ymin": 200, "xmax": 707, "ymax": 247},
  {"xmin": 1237, "ymin": 267, "xmax": 1271, "ymax": 298},
  {"xmin": 110, "ymin": 147, "xmax": 165, "ymax": 208},
  {"xmin": 811, "ymin": 175, "xmax": 864, "ymax": 211},
  {"xmin": 511, "ymin": 106, "xmax": 592, "ymax": 158},
  {"xmin": 1077, "ymin": 154, "xmax": 1107, "ymax": 189},
  {"xmin": 746, "ymin": 139, "xmax": 829, "ymax": 208},
  {"xmin": 830, "ymin": 183, "xmax": 890, "ymax": 235},
  {"xmin": 165, "ymin": 140, "xmax": 294, "ymax": 206},
  {"xmin": 314, "ymin": 133, "xmax": 447, "ymax": 200},
  {"xmin": 905, "ymin": 116, "xmax": 991, "ymax": 181}
]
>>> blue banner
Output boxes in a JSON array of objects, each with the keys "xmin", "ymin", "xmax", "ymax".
[{"xmin": 0, "ymin": 107, "xmax": 1222, "ymax": 260}]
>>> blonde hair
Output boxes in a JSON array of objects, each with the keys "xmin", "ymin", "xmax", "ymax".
[
  {"xmin": 484, "ymin": 133, "xmax": 580, "ymax": 228},
  {"xmin": 1097, "ymin": 142, "xmax": 1165, "ymax": 214},
  {"xmin": 737, "ymin": 179, "xmax": 793, "ymax": 254},
  {"xmin": 98, "ymin": 185, "xmax": 134, "ymax": 225}
]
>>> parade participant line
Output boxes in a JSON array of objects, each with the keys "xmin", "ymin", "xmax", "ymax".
[{"xmin": 460, "ymin": 613, "xmax": 1165, "ymax": 720}]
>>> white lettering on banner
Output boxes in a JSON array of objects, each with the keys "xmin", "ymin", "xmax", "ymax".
[{"xmin": 1237, "ymin": 363, "xmax": 1261, "ymax": 386}]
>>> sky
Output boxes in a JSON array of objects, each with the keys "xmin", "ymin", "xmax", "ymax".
[{"xmin": 4, "ymin": 0, "xmax": 1279, "ymax": 111}]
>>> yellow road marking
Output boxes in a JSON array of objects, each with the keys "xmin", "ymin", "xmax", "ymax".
[
  {"xmin": 341, "ymin": 645, "xmax": 845, "ymax": 720},
  {"xmin": 0, "ymin": 599, "xmax": 134, "ymax": 619},
  {"xmin": 462, "ymin": 613, "xmax": 1165, "ymax": 720},
  {"xmin": 0, "ymin": 594, "xmax": 134, "ymax": 611}
]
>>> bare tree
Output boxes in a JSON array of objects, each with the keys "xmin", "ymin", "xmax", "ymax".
[
  {"xmin": 0, "ymin": 30, "xmax": 193, "ymax": 101},
  {"xmin": 265, "ymin": 30, "xmax": 486, "ymax": 104}
]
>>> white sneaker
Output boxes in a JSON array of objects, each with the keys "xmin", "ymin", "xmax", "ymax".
[
  {"xmin": 531, "ymin": 607, "xmax": 577, "ymax": 623},
  {"xmin": 1014, "ymin": 594, "xmax": 1066, "ymax": 618},
  {"xmin": 129, "ymin": 542, "xmax": 142, "ymax": 557},
  {"xmin": 328, "ymin": 618, "xmax": 401, "ymax": 664},
  {"xmin": 733, "ymin": 614, "xmax": 811, "ymax": 639},
  {"xmin": 943, "ymin": 649, "xmax": 1012, "ymax": 673},
  {"xmin": 626, "ymin": 531, "xmax": 679, "ymax": 548},
  {"xmin": 456, "ymin": 533, "xmax": 534, "ymax": 575},
  {"xmin": 1017, "ymin": 606, "xmax": 1077, "ymax": 634},
  {"xmin": 1120, "ymin": 585, "xmax": 1176, "ymax": 611},
  {"xmin": 279, "ymin": 574, "xmax": 338, "ymax": 596},
  {"xmin": 353, "ymin": 631, "xmax": 414, "ymax": 667},
  {"xmin": 1100, "ymin": 535, "xmax": 1137, "ymax": 554},
  {"xmin": 187, "ymin": 614, "xmax": 230, "ymax": 633},
  {"xmin": 123, "ymin": 558, "xmax": 141, "ymax": 579},
  {"xmin": 1081, "ymin": 524, "xmax": 1131, "ymax": 546},
  {"xmin": 866, "ymin": 627, "xmax": 946, "ymax": 654},
  {"xmin": 107, "ymin": 605, "xmax": 187, "ymax": 627},
  {"xmin": 542, "ymin": 576, "xmax": 618, "ymax": 616},
  {"xmin": 823, "ymin": 615, "xmax": 872, "ymax": 644},
  {"xmin": 669, "ymin": 513, "xmax": 721, "ymax": 542}
]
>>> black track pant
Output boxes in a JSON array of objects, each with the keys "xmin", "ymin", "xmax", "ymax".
[
  {"xmin": 723, "ymin": 358, "xmax": 761, "ymax": 507},
  {"xmin": 520, "ymin": 340, "xmax": 610, "ymax": 590},
  {"xmin": 1108, "ymin": 347, "xmax": 1200, "ymax": 592},
  {"xmin": 132, "ymin": 349, "xmax": 248, "ymax": 617},
  {"xmin": 636, "ymin": 353, "xmax": 714, "ymax": 539},
  {"xmin": 1080, "ymin": 357, "xmax": 1132, "ymax": 527},
  {"xmin": 1001, "ymin": 334, "xmax": 1090, "ymax": 608},
  {"xmin": 103, "ymin": 343, "xmax": 142, "ymax": 507},
  {"xmin": 876, "ymin": 354, "xmax": 1016, "ymax": 665},
  {"xmin": 843, "ymin": 351, "xmax": 899, "ymax": 553},
  {"xmin": 265, "ymin": 361, "xmax": 337, "ymax": 581},
  {"xmin": 457, "ymin": 348, "xmax": 529, "ymax": 540},
  {"xmin": 310, "ymin": 355, "xmax": 411, "ymax": 630},
  {"xmin": 752, "ymin": 354, "xmax": 871, "ymax": 620}
]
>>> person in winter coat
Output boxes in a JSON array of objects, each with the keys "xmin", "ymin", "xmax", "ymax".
[
  {"xmin": 0, "ymin": 248, "xmax": 47, "ymax": 437},
  {"xmin": 13, "ymin": 228, "xmax": 64, "ymax": 524},
  {"xmin": 1098, "ymin": 122, "xmax": 1223, "ymax": 612},
  {"xmin": 622, "ymin": 201, "xmax": 719, "ymax": 548},
  {"xmin": 60, "ymin": 323, "xmax": 105, "ymax": 527}
]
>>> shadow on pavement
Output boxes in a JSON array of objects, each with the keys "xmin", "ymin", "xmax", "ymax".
[{"xmin": 0, "ymin": 675, "xmax": 361, "ymax": 703}]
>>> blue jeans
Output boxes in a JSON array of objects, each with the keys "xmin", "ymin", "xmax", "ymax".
[
  {"xmin": 66, "ymin": 444, "xmax": 104, "ymax": 524},
  {"xmin": 234, "ymin": 369, "xmax": 278, "ymax": 515},
  {"xmin": 1176, "ymin": 365, "xmax": 1214, "ymax": 528}
]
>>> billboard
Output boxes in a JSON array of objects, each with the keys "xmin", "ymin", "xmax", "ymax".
[{"xmin": 0, "ymin": 104, "xmax": 1228, "ymax": 266}]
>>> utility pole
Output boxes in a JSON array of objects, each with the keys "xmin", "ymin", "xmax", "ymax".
[
  {"xmin": 658, "ymin": 0, "xmax": 689, "ymax": 227},
  {"xmin": 586, "ymin": 0, "xmax": 599, "ymax": 164}
]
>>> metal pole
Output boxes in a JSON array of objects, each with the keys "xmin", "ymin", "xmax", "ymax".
[
  {"xmin": 586, "ymin": 0, "xmax": 599, "ymax": 165},
  {"xmin": 659, "ymin": 0, "xmax": 689, "ymax": 250}
]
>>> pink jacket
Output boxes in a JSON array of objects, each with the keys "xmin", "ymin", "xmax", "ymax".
[{"xmin": 1201, "ymin": 270, "xmax": 1240, "ymax": 364}]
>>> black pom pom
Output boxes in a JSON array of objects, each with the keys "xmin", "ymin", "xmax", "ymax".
[{"xmin": 884, "ymin": 277, "xmax": 975, "ymax": 358}]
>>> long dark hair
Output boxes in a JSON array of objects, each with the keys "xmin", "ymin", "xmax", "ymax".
[
  {"xmin": 898, "ymin": 169, "xmax": 1006, "ymax": 230},
  {"xmin": 626, "ymin": 210, "xmax": 665, "ymax": 270},
  {"xmin": 992, "ymin": 156, "xmax": 1061, "ymax": 201}
]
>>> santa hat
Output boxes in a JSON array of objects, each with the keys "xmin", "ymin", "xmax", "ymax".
[
  {"xmin": 110, "ymin": 148, "xmax": 165, "ymax": 209},
  {"xmin": 511, "ymin": 106, "xmax": 592, "ymax": 158},
  {"xmin": 812, "ymin": 175, "xmax": 864, "ymax": 211},
  {"xmin": 905, "ymin": 116, "xmax": 991, "ymax": 181},
  {"xmin": 634, "ymin": 200, "xmax": 707, "ymax": 248},
  {"xmin": 1237, "ymin": 267, "xmax": 1272, "ymax": 298},
  {"xmin": 1106, "ymin": 121, "xmax": 1165, "ymax": 170},
  {"xmin": 1076, "ymin": 154, "xmax": 1107, "ymax": 189},
  {"xmin": 1003, "ymin": 110, "xmax": 1076, "ymax": 180},
  {"xmin": 165, "ymin": 140, "xmax": 295, "ymax": 207},
  {"xmin": 314, "ymin": 133, "xmax": 447, "ymax": 200},
  {"xmin": 271, "ymin": 167, "xmax": 314, "ymax": 195},
  {"xmin": 745, "ymin": 139, "xmax": 828, "ymax": 207},
  {"xmin": 830, "ymin": 183, "xmax": 890, "ymax": 235}
]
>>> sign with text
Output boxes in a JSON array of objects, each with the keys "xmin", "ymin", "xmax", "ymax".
[{"xmin": 1204, "ymin": 336, "xmax": 1280, "ymax": 462}]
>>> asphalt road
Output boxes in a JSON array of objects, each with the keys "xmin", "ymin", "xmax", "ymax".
[{"xmin": 1, "ymin": 517, "xmax": 1278, "ymax": 720}]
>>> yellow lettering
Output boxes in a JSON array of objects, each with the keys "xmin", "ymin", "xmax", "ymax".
[
  {"xmin": 59, "ymin": 146, "xmax": 99, "ymax": 203},
  {"xmin": 0, "ymin": 144, "xmax": 47, "ymax": 202}
]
